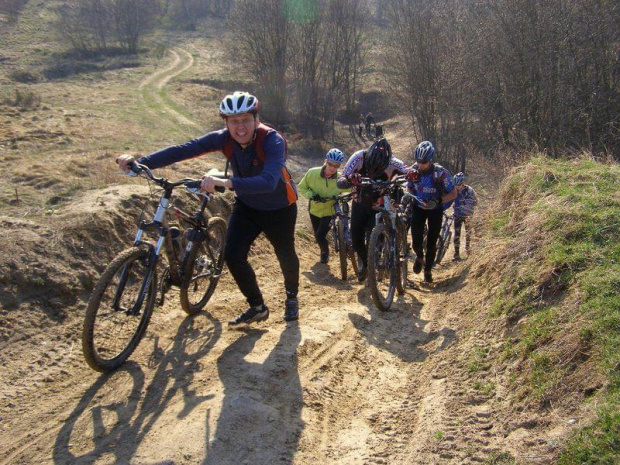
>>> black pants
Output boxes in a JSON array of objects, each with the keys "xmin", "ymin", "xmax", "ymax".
[
  {"xmin": 310, "ymin": 214, "xmax": 332, "ymax": 254},
  {"xmin": 411, "ymin": 206, "xmax": 443, "ymax": 272},
  {"xmin": 454, "ymin": 216, "xmax": 471, "ymax": 254},
  {"xmin": 351, "ymin": 202, "xmax": 376, "ymax": 267},
  {"xmin": 224, "ymin": 200, "xmax": 299, "ymax": 307}
]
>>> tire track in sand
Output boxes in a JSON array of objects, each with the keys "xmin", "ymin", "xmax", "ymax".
[{"xmin": 139, "ymin": 48, "xmax": 200, "ymax": 129}]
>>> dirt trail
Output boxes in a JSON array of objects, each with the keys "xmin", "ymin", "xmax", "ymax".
[
  {"xmin": 0, "ymin": 214, "xmax": 506, "ymax": 465},
  {"xmin": 0, "ymin": 47, "xmax": 548, "ymax": 465},
  {"xmin": 139, "ymin": 48, "xmax": 200, "ymax": 129}
]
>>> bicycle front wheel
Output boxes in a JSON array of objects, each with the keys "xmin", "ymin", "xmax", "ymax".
[
  {"xmin": 368, "ymin": 223, "xmax": 397, "ymax": 311},
  {"xmin": 396, "ymin": 223, "xmax": 409, "ymax": 295},
  {"xmin": 335, "ymin": 217, "xmax": 348, "ymax": 280},
  {"xmin": 82, "ymin": 247, "xmax": 157, "ymax": 372},
  {"xmin": 436, "ymin": 230, "xmax": 452, "ymax": 265},
  {"xmin": 179, "ymin": 216, "xmax": 227, "ymax": 315}
]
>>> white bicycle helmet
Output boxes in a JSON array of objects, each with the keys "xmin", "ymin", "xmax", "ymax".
[
  {"xmin": 453, "ymin": 172, "xmax": 466, "ymax": 186},
  {"xmin": 326, "ymin": 148, "xmax": 345, "ymax": 164},
  {"xmin": 219, "ymin": 91, "xmax": 259, "ymax": 117}
]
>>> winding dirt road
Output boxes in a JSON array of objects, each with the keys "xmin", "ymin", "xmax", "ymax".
[{"xmin": 139, "ymin": 48, "xmax": 200, "ymax": 129}]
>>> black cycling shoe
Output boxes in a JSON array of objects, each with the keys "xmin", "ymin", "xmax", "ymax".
[
  {"xmin": 413, "ymin": 257, "xmax": 423, "ymax": 274},
  {"xmin": 229, "ymin": 304, "xmax": 269, "ymax": 326},
  {"xmin": 284, "ymin": 298, "xmax": 299, "ymax": 321},
  {"xmin": 358, "ymin": 263, "xmax": 368, "ymax": 283},
  {"xmin": 320, "ymin": 252, "xmax": 329, "ymax": 264},
  {"xmin": 424, "ymin": 270, "xmax": 433, "ymax": 283}
]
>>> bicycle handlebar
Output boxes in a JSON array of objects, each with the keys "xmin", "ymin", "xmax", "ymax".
[
  {"xmin": 312, "ymin": 192, "xmax": 355, "ymax": 203},
  {"xmin": 128, "ymin": 162, "xmax": 226, "ymax": 193}
]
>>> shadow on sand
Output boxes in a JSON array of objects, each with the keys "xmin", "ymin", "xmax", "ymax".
[
  {"xmin": 53, "ymin": 311, "xmax": 221, "ymax": 464},
  {"xmin": 204, "ymin": 322, "xmax": 303, "ymax": 464},
  {"xmin": 350, "ymin": 287, "xmax": 457, "ymax": 363}
]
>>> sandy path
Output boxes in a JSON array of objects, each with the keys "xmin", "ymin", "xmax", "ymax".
[{"xmin": 0, "ymin": 48, "xmax": 519, "ymax": 465}]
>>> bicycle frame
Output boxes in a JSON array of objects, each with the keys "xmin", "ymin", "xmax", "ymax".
[{"xmin": 116, "ymin": 164, "xmax": 221, "ymax": 314}]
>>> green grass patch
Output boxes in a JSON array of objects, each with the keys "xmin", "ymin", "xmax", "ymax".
[{"xmin": 488, "ymin": 156, "xmax": 620, "ymax": 458}]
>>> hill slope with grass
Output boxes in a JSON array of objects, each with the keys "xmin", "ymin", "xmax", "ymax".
[{"xmin": 465, "ymin": 156, "xmax": 620, "ymax": 463}]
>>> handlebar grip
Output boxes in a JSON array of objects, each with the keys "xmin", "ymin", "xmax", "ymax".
[
  {"xmin": 185, "ymin": 180, "xmax": 226, "ymax": 194},
  {"xmin": 128, "ymin": 161, "xmax": 142, "ymax": 177}
]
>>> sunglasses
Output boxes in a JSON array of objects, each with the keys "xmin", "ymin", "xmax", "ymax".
[{"xmin": 326, "ymin": 162, "xmax": 341, "ymax": 168}]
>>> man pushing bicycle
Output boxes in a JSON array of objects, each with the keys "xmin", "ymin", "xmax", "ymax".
[{"xmin": 117, "ymin": 91, "xmax": 300, "ymax": 325}]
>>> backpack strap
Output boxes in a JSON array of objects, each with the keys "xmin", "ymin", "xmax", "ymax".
[{"xmin": 223, "ymin": 123, "xmax": 297, "ymax": 205}]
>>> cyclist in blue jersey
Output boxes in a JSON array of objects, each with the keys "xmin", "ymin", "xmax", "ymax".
[
  {"xmin": 407, "ymin": 141, "xmax": 457, "ymax": 283},
  {"xmin": 452, "ymin": 172, "xmax": 478, "ymax": 261},
  {"xmin": 337, "ymin": 138, "xmax": 411, "ymax": 282},
  {"xmin": 116, "ymin": 91, "xmax": 300, "ymax": 325},
  {"xmin": 298, "ymin": 148, "xmax": 348, "ymax": 264}
]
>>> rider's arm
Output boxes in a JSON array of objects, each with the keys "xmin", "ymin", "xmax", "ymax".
[
  {"xmin": 439, "ymin": 168, "xmax": 457, "ymax": 204},
  {"xmin": 137, "ymin": 130, "xmax": 228, "ymax": 169},
  {"xmin": 442, "ymin": 188, "xmax": 457, "ymax": 204},
  {"xmin": 337, "ymin": 150, "xmax": 364, "ymax": 189},
  {"xmin": 298, "ymin": 169, "xmax": 316, "ymax": 199},
  {"xmin": 230, "ymin": 131, "xmax": 286, "ymax": 194}
]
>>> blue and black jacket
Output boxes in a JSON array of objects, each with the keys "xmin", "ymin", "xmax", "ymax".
[{"xmin": 138, "ymin": 126, "xmax": 297, "ymax": 211}]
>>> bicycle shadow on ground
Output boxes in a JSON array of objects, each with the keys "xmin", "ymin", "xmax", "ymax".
[
  {"xmin": 349, "ymin": 287, "xmax": 458, "ymax": 363},
  {"xmin": 301, "ymin": 262, "xmax": 356, "ymax": 290},
  {"xmin": 204, "ymin": 323, "xmax": 303, "ymax": 464},
  {"xmin": 433, "ymin": 262, "xmax": 471, "ymax": 295},
  {"xmin": 53, "ymin": 311, "xmax": 221, "ymax": 464}
]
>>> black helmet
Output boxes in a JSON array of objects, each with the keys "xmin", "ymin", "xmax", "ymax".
[{"xmin": 364, "ymin": 138, "xmax": 392, "ymax": 178}]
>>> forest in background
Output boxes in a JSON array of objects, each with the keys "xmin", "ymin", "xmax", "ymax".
[{"xmin": 4, "ymin": 0, "xmax": 619, "ymax": 170}]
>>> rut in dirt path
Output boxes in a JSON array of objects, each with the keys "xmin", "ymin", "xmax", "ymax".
[{"xmin": 139, "ymin": 47, "xmax": 200, "ymax": 129}]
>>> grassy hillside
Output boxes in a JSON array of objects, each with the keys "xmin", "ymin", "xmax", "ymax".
[{"xmin": 470, "ymin": 156, "xmax": 620, "ymax": 462}]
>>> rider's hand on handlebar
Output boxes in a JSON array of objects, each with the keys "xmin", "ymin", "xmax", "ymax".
[
  {"xmin": 406, "ymin": 169, "xmax": 419, "ymax": 182},
  {"xmin": 201, "ymin": 175, "xmax": 231, "ymax": 193},
  {"xmin": 347, "ymin": 173, "xmax": 362, "ymax": 186},
  {"xmin": 116, "ymin": 154, "xmax": 136, "ymax": 172}
]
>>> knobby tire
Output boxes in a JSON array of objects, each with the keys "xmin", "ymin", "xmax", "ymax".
[
  {"xmin": 179, "ymin": 216, "xmax": 227, "ymax": 315},
  {"xmin": 82, "ymin": 247, "xmax": 157, "ymax": 372},
  {"xmin": 336, "ymin": 217, "xmax": 348, "ymax": 280},
  {"xmin": 368, "ymin": 223, "xmax": 397, "ymax": 311}
]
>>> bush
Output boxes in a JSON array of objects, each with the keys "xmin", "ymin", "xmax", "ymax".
[
  {"xmin": 8, "ymin": 69, "xmax": 40, "ymax": 83},
  {"xmin": 3, "ymin": 88, "xmax": 42, "ymax": 110}
]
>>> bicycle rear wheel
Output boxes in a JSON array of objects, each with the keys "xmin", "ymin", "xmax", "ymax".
[
  {"xmin": 179, "ymin": 216, "xmax": 227, "ymax": 315},
  {"xmin": 336, "ymin": 217, "xmax": 348, "ymax": 280},
  {"xmin": 82, "ymin": 247, "xmax": 157, "ymax": 372},
  {"xmin": 368, "ymin": 223, "xmax": 397, "ymax": 311}
]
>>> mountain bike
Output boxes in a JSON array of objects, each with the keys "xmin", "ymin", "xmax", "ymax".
[
  {"xmin": 363, "ymin": 176, "xmax": 414, "ymax": 311},
  {"xmin": 435, "ymin": 212, "xmax": 454, "ymax": 265},
  {"xmin": 313, "ymin": 193, "xmax": 359, "ymax": 280},
  {"xmin": 82, "ymin": 163, "xmax": 227, "ymax": 372}
]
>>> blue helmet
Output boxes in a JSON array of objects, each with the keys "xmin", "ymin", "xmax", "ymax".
[
  {"xmin": 326, "ymin": 148, "xmax": 345, "ymax": 164},
  {"xmin": 453, "ymin": 172, "xmax": 466, "ymax": 186},
  {"xmin": 414, "ymin": 141, "xmax": 435, "ymax": 162}
]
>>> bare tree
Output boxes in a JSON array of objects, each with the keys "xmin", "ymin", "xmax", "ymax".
[
  {"xmin": 228, "ymin": 0, "xmax": 290, "ymax": 124},
  {"xmin": 0, "ymin": 0, "xmax": 28, "ymax": 22},
  {"xmin": 110, "ymin": 0, "xmax": 155, "ymax": 54}
]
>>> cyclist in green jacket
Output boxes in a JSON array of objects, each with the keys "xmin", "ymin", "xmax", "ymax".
[{"xmin": 298, "ymin": 149, "xmax": 349, "ymax": 264}]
